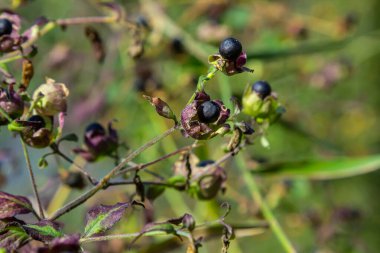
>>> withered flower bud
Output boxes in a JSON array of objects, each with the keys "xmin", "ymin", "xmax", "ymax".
[
  {"xmin": 181, "ymin": 91, "xmax": 230, "ymax": 140},
  {"xmin": 60, "ymin": 171, "xmax": 86, "ymax": 189},
  {"xmin": 20, "ymin": 115, "xmax": 53, "ymax": 148},
  {"xmin": 73, "ymin": 122, "xmax": 118, "ymax": 162},
  {"xmin": 0, "ymin": 85, "xmax": 24, "ymax": 125},
  {"xmin": 32, "ymin": 78, "xmax": 69, "ymax": 116},
  {"xmin": 196, "ymin": 160, "xmax": 227, "ymax": 200}
]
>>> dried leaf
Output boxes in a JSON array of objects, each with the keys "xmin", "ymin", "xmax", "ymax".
[
  {"xmin": 143, "ymin": 95, "xmax": 177, "ymax": 123},
  {"xmin": 21, "ymin": 58, "xmax": 34, "ymax": 90},
  {"xmin": 0, "ymin": 191, "xmax": 34, "ymax": 219},
  {"xmin": 83, "ymin": 202, "xmax": 130, "ymax": 238}
]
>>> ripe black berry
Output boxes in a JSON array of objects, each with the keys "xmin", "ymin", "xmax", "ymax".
[
  {"xmin": 28, "ymin": 115, "xmax": 46, "ymax": 130},
  {"xmin": 197, "ymin": 160, "xmax": 215, "ymax": 167},
  {"xmin": 252, "ymin": 80, "xmax": 272, "ymax": 99},
  {"xmin": 197, "ymin": 101, "xmax": 220, "ymax": 123},
  {"xmin": 219, "ymin": 37, "xmax": 242, "ymax": 61},
  {"xmin": 0, "ymin": 19, "xmax": 13, "ymax": 37},
  {"xmin": 85, "ymin": 122, "xmax": 105, "ymax": 135}
]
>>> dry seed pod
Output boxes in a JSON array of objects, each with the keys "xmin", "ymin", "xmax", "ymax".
[
  {"xmin": 20, "ymin": 58, "xmax": 34, "ymax": 90},
  {"xmin": 32, "ymin": 78, "xmax": 69, "ymax": 116}
]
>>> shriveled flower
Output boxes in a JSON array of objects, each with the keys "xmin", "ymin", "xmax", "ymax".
[
  {"xmin": 0, "ymin": 84, "xmax": 24, "ymax": 125},
  {"xmin": 194, "ymin": 160, "xmax": 227, "ymax": 200},
  {"xmin": 32, "ymin": 78, "xmax": 69, "ymax": 116},
  {"xmin": 208, "ymin": 37, "xmax": 253, "ymax": 76},
  {"xmin": 20, "ymin": 115, "xmax": 54, "ymax": 148},
  {"xmin": 181, "ymin": 91, "xmax": 230, "ymax": 140},
  {"xmin": 73, "ymin": 122, "xmax": 118, "ymax": 162}
]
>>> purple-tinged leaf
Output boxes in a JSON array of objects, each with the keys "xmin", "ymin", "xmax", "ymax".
[
  {"xmin": 23, "ymin": 220, "xmax": 63, "ymax": 243},
  {"xmin": 0, "ymin": 191, "xmax": 34, "ymax": 219},
  {"xmin": 0, "ymin": 219, "xmax": 30, "ymax": 251},
  {"xmin": 34, "ymin": 234, "xmax": 81, "ymax": 253},
  {"xmin": 83, "ymin": 202, "xmax": 130, "ymax": 238}
]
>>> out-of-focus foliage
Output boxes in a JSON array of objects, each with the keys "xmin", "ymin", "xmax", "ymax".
[{"xmin": 1, "ymin": 0, "xmax": 380, "ymax": 252}]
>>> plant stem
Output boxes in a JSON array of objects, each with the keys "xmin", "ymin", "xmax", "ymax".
[
  {"xmin": 235, "ymin": 155, "xmax": 296, "ymax": 253},
  {"xmin": 49, "ymin": 125, "xmax": 178, "ymax": 220},
  {"xmin": 0, "ymin": 107, "xmax": 13, "ymax": 122},
  {"xmin": 107, "ymin": 180, "xmax": 173, "ymax": 188},
  {"xmin": 50, "ymin": 144, "xmax": 98, "ymax": 185},
  {"xmin": 115, "ymin": 144, "xmax": 197, "ymax": 177},
  {"xmin": 79, "ymin": 229, "xmax": 190, "ymax": 244},
  {"xmin": 20, "ymin": 139, "xmax": 45, "ymax": 219},
  {"xmin": 0, "ymin": 15, "xmax": 118, "ymax": 64}
]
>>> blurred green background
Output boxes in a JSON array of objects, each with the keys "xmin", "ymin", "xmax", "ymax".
[{"xmin": 1, "ymin": 0, "xmax": 380, "ymax": 252}]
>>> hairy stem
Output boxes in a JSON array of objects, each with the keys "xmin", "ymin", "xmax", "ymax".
[
  {"xmin": 20, "ymin": 139, "xmax": 45, "ymax": 219},
  {"xmin": 235, "ymin": 155, "xmax": 296, "ymax": 253},
  {"xmin": 49, "ymin": 125, "xmax": 178, "ymax": 220}
]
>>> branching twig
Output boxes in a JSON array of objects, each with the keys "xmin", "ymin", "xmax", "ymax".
[
  {"xmin": 115, "ymin": 144, "xmax": 198, "ymax": 177},
  {"xmin": 50, "ymin": 144, "xmax": 98, "ymax": 185},
  {"xmin": 49, "ymin": 125, "xmax": 178, "ymax": 220}
]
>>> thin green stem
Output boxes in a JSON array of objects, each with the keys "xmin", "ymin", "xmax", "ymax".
[
  {"xmin": 235, "ymin": 155, "xmax": 296, "ymax": 253},
  {"xmin": 20, "ymin": 139, "xmax": 45, "ymax": 219},
  {"xmin": 79, "ymin": 229, "xmax": 191, "ymax": 244},
  {"xmin": 187, "ymin": 66, "xmax": 218, "ymax": 105}
]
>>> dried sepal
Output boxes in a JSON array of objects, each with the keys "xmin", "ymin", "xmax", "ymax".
[
  {"xmin": 181, "ymin": 91, "xmax": 230, "ymax": 140},
  {"xmin": 143, "ymin": 95, "xmax": 177, "ymax": 123}
]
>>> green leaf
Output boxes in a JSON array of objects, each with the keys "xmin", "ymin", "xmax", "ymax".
[
  {"xmin": 24, "ymin": 224, "xmax": 63, "ymax": 241},
  {"xmin": 252, "ymin": 155, "xmax": 380, "ymax": 180}
]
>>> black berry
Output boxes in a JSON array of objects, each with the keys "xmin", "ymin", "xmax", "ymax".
[
  {"xmin": 252, "ymin": 80, "xmax": 272, "ymax": 99},
  {"xmin": 219, "ymin": 37, "xmax": 242, "ymax": 61},
  {"xmin": 0, "ymin": 19, "xmax": 13, "ymax": 37},
  {"xmin": 197, "ymin": 101, "xmax": 220, "ymax": 123},
  {"xmin": 197, "ymin": 160, "xmax": 215, "ymax": 167},
  {"xmin": 28, "ymin": 115, "xmax": 46, "ymax": 130},
  {"xmin": 85, "ymin": 122, "xmax": 105, "ymax": 135}
]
